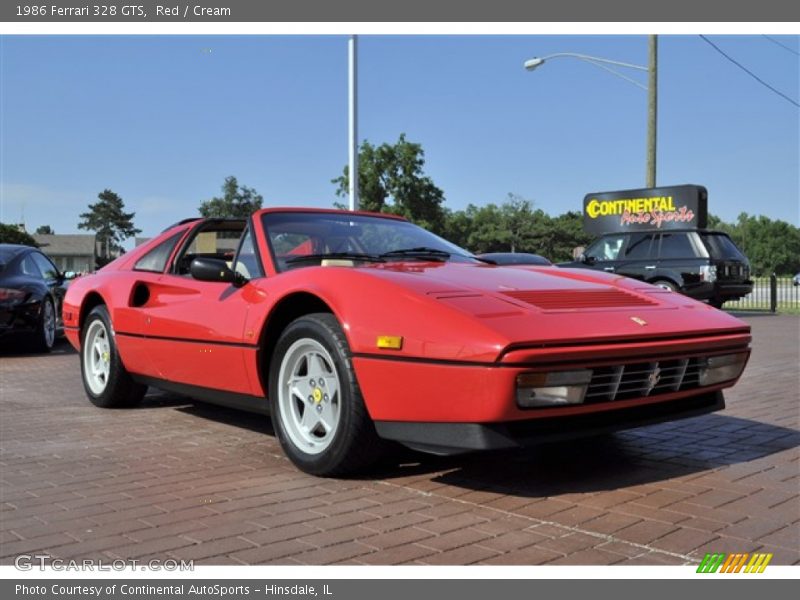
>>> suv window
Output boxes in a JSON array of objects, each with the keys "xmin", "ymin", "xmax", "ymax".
[
  {"xmin": 586, "ymin": 234, "xmax": 626, "ymax": 261},
  {"xmin": 701, "ymin": 232, "xmax": 746, "ymax": 260},
  {"xmin": 623, "ymin": 233, "xmax": 655, "ymax": 260},
  {"xmin": 135, "ymin": 231, "xmax": 185, "ymax": 273},
  {"xmin": 658, "ymin": 233, "xmax": 700, "ymax": 259}
]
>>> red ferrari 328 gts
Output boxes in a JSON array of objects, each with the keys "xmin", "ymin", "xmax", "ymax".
[{"xmin": 63, "ymin": 209, "xmax": 751, "ymax": 475}]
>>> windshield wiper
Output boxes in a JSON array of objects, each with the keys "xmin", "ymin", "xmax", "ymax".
[
  {"xmin": 285, "ymin": 252, "xmax": 385, "ymax": 264},
  {"xmin": 380, "ymin": 247, "xmax": 451, "ymax": 261}
]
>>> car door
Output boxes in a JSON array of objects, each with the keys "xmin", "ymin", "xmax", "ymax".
[
  {"xmin": 29, "ymin": 251, "xmax": 66, "ymax": 329},
  {"xmin": 654, "ymin": 231, "xmax": 707, "ymax": 291},
  {"xmin": 613, "ymin": 232, "xmax": 657, "ymax": 282},
  {"xmin": 136, "ymin": 221, "xmax": 263, "ymax": 396}
]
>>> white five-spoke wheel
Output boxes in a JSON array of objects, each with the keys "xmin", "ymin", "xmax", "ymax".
[
  {"xmin": 269, "ymin": 313, "xmax": 386, "ymax": 476},
  {"xmin": 83, "ymin": 319, "xmax": 111, "ymax": 395},
  {"xmin": 278, "ymin": 338, "xmax": 341, "ymax": 455},
  {"xmin": 80, "ymin": 305, "xmax": 146, "ymax": 408}
]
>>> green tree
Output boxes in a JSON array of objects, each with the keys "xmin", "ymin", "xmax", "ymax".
[
  {"xmin": 78, "ymin": 189, "xmax": 141, "ymax": 266},
  {"xmin": 199, "ymin": 176, "xmax": 264, "ymax": 218},
  {"xmin": 462, "ymin": 203, "xmax": 510, "ymax": 253},
  {"xmin": 0, "ymin": 223, "xmax": 38, "ymax": 247},
  {"xmin": 333, "ymin": 134, "xmax": 446, "ymax": 232},
  {"xmin": 35, "ymin": 225, "xmax": 54, "ymax": 235}
]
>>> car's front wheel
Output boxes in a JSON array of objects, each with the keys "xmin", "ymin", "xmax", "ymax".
[
  {"xmin": 81, "ymin": 305, "xmax": 146, "ymax": 408},
  {"xmin": 269, "ymin": 313, "xmax": 385, "ymax": 476}
]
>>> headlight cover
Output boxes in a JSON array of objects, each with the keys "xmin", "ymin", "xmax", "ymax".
[
  {"xmin": 516, "ymin": 370, "xmax": 592, "ymax": 408},
  {"xmin": 698, "ymin": 353, "xmax": 748, "ymax": 386}
]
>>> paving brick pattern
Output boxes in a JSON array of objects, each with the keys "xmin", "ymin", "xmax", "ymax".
[{"xmin": 1, "ymin": 314, "xmax": 798, "ymax": 565}]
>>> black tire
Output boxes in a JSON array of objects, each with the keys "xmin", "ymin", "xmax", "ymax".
[
  {"xmin": 709, "ymin": 299, "xmax": 725, "ymax": 309},
  {"xmin": 29, "ymin": 296, "xmax": 56, "ymax": 353},
  {"xmin": 652, "ymin": 279, "xmax": 678, "ymax": 292},
  {"xmin": 80, "ymin": 305, "xmax": 146, "ymax": 408},
  {"xmin": 268, "ymin": 312, "xmax": 386, "ymax": 476}
]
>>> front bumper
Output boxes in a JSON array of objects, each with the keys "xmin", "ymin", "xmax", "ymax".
[{"xmin": 375, "ymin": 390, "xmax": 724, "ymax": 454}]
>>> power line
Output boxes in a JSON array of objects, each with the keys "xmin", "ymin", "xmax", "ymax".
[
  {"xmin": 762, "ymin": 35, "xmax": 800, "ymax": 57},
  {"xmin": 699, "ymin": 35, "xmax": 799, "ymax": 109}
]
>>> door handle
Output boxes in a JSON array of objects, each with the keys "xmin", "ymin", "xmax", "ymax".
[
  {"xmin": 604, "ymin": 267, "xmax": 615, "ymax": 272},
  {"xmin": 645, "ymin": 265, "xmax": 657, "ymax": 270}
]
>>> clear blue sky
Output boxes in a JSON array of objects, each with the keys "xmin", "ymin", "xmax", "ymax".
[{"xmin": 1, "ymin": 35, "xmax": 798, "ymax": 241}]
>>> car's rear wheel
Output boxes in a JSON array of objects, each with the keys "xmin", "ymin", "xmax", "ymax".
[
  {"xmin": 269, "ymin": 313, "xmax": 385, "ymax": 476},
  {"xmin": 30, "ymin": 296, "xmax": 56, "ymax": 353},
  {"xmin": 653, "ymin": 279, "xmax": 678, "ymax": 292},
  {"xmin": 81, "ymin": 305, "xmax": 146, "ymax": 408}
]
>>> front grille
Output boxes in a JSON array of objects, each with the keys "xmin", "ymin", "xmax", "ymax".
[
  {"xmin": 583, "ymin": 357, "xmax": 703, "ymax": 403},
  {"xmin": 503, "ymin": 288, "xmax": 657, "ymax": 310}
]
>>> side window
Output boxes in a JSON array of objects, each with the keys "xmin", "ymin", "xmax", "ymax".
[
  {"xmin": 21, "ymin": 255, "xmax": 43, "ymax": 278},
  {"xmin": 134, "ymin": 231, "xmax": 185, "ymax": 273},
  {"xmin": 624, "ymin": 233, "xmax": 655, "ymax": 260},
  {"xmin": 31, "ymin": 253, "xmax": 59, "ymax": 280},
  {"xmin": 587, "ymin": 234, "xmax": 626, "ymax": 261},
  {"xmin": 233, "ymin": 228, "xmax": 263, "ymax": 280},
  {"xmin": 658, "ymin": 233, "xmax": 698, "ymax": 259},
  {"xmin": 172, "ymin": 222, "xmax": 246, "ymax": 275}
]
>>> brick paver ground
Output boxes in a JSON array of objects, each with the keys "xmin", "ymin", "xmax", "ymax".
[{"xmin": 1, "ymin": 314, "xmax": 798, "ymax": 565}]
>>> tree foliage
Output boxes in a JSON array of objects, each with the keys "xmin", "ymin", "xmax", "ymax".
[
  {"xmin": 35, "ymin": 225, "xmax": 54, "ymax": 235},
  {"xmin": 199, "ymin": 176, "xmax": 263, "ymax": 219},
  {"xmin": 78, "ymin": 189, "xmax": 141, "ymax": 265},
  {"xmin": 333, "ymin": 134, "xmax": 446, "ymax": 232},
  {"xmin": 709, "ymin": 212, "xmax": 800, "ymax": 275},
  {"xmin": 0, "ymin": 223, "xmax": 38, "ymax": 247},
  {"xmin": 443, "ymin": 196, "xmax": 593, "ymax": 262}
]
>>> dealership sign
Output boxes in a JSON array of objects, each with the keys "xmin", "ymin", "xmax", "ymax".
[{"xmin": 583, "ymin": 184, "xmax": 708, "ymax": 235}]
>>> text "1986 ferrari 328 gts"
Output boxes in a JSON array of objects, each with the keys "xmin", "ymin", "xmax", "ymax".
[{"xmin": 63, "ymin": 209, "xmax": 751, "ymax": 475}]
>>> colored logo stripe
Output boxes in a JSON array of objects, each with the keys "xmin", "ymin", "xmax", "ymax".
[{"xmin": 696, "ymin": 552, "xmax": 772, "ymax": 573}]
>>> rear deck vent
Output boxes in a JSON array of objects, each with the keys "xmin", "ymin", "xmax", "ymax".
[{"xmin": 503, "ymin": 288, "xmax": 657, "ymax": 310}]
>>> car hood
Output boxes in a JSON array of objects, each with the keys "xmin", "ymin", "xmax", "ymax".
[{"xmin": 350, "ymin": 261, "xmax": 750, "ymax": 347}]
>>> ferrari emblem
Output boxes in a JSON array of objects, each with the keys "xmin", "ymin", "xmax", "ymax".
[
  {"xmin": 646, "ymin": 367, "xmax": 662, "ymax": 394},
  {"xmin": 630, "ymin": 316, "xmax": 647, "ymax": 326},
  {"xmin": 312, "ymin": 388, "xmax": 323, "ymax": 404}
]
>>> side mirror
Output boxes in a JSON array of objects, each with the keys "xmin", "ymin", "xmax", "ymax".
[
  {"xmin": 190, "ymin": 257, "xmax": 243, "ymax": 286},
  {"xmin": 579, "ymin": 253, "xmax": 595, "ymax": 265}
]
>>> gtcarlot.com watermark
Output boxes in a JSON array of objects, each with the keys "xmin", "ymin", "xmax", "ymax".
[{"xmin": 14, "ymin": 554, "xmax": 194, "ymax": 572}]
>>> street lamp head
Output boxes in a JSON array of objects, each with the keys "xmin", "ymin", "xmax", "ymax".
[{"xmin": 523, "ymin": 57, "xmax": 546, "ymax": 71}]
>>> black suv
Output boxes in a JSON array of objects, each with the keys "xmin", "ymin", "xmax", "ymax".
[{"xmin": 560, "ymin": 229, "xmax": 752, "ymax": 308}]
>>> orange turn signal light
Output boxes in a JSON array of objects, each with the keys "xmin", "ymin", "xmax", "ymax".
[{"xmin": 376, "ymin": 335, "xmax": 403, "ymax": 350}]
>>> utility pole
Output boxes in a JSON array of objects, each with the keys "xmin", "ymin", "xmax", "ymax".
[
  {"xmin": 646, "ymin": 34, "xmax": 658, "ymax": 188},
  {"xmin": 348, "ymin": 35, "xmax": 359, "ymax": 211}
]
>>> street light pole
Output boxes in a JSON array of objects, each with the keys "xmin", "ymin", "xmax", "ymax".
[
  {"xmin": 524, "ymin": 38, "xmax": 659, "ymax": 188},
  {"xmin": 646, "ymin": 35, "xmax": 658, "ymax": 188},
  {"xmin": 348, "ymin": 35, "xmax": 359, "ymax": 211}
]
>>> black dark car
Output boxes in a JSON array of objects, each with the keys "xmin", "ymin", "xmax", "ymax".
[
  {"xmin": 559, "ymin": 229, "xmax": 752, "ymax": 308},
  {"xmin": 0, "ymin": 244, "xmax": 70, "ymax": 352},
  {"xmin": 478, "ymin": 252, "xmax": 552, "ymax": 266}
]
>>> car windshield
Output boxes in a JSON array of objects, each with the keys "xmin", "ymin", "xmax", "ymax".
[
  {"xmin": 701, "ymin": 232, "xmax": 747, "ymax": 261},
  {"xmin": 262, "ymin": 212, "xmax": 477, "ymax": 272}
]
